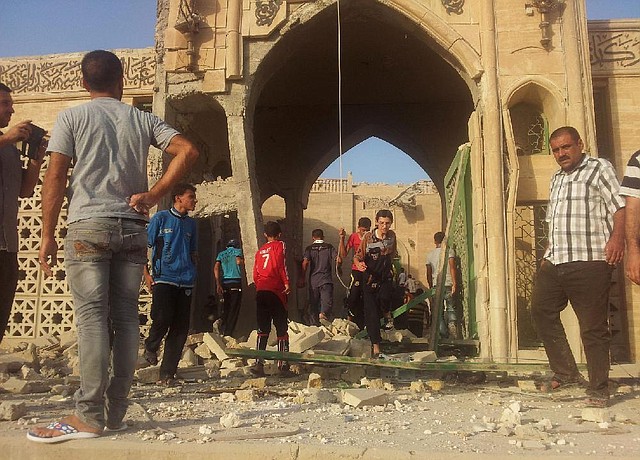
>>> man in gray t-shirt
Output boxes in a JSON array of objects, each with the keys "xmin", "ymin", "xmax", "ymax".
[
  {"xmin": 29, "ymin": 51, "xmax": 198, "ymax": 443},
  {"xmin": 425, "ymin": 232, "xmax": 458, "ymax": 339}
]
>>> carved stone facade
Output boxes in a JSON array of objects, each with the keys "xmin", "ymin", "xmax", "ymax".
[
  {"xmin": 0, "ymin": 49, "xmax": 155, "ymax": 95},
  {"xmin": 1, "ymin": 1, "xmax": 639, "ymax": 365}
]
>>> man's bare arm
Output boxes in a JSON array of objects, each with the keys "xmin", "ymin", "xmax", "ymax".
[
  {"xmin": 625, "ymin": 196, "xmax": 640, "ymax": 284},
  {"xmin": 605, "ymin": 207, "xmax": 625, "ymax": 265},
  {"xmin": 448, "ymin": 257, "xmax": 458, "ymax": 294},
  {"xmin": 129, "ymin": 135, "xmax": 199, "ymax": 214},
  {"xmin": 39, "ymin": 152, "xmax": 71, "ymax": 276},
  {"xmin": 214, "ymin": 261, "xmax": 224, "ymax": 295}
]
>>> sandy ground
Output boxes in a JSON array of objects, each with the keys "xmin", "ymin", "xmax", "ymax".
[{"xmin": 3, "ymin": 365, "xmax": 640, "ymax": 457}]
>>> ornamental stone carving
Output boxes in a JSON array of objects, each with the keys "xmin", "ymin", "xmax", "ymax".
[{"xmin": 0, "ymin": 51, "xmax": 155, "ymax": 95}]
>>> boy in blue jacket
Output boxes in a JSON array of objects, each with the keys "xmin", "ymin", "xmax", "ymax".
[{"xmin": 143, "ymin": 183, "xmax": 198, "ymax": 383}]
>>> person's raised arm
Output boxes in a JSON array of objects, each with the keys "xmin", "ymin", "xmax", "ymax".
[
  {"xmin": 20, "ymin": 137, "xmax": 47, "ymax": 198},
  {"xmin": 129, "ymin": 135, "xmax": 199, "ymax": 215},
  {"xmin": 338, "ymin": 228, "xmax": 347, "ymax": 259},
  {"xmin": 353, "ymin": 232, "xmax": 369, "ymax": 271}
]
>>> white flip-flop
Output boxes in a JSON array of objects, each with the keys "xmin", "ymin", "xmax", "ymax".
[{"xmin": 27, "ymin": 421, "xmax": 101, "ymax": 444}]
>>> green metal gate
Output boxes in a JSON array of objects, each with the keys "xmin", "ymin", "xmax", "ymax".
[{"xmin": 442, "ymin": 143, "xmax": 476, "ymax": 339}]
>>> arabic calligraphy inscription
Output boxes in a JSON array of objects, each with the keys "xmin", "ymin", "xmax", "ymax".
[{"xmin": 590, "ymin": 30, "xmax": 640, "ymax": 73}]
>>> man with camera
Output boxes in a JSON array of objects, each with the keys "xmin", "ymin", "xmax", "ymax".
[{"xmin": 0, "ymin": 82, "xmax": 46, "ymax": 344}]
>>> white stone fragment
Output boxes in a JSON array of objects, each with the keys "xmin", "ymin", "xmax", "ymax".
[{"xmin": 220, "ymin": 412, "xmax": 242, "ymax": 428}]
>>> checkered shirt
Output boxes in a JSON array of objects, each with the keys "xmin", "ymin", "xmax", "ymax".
[
  {"xmin": 620, "ymin": 150, "xmax": 640, "ymax": 199},
  {"xmin": 545, "ymin": 154, "xmax": 625, "ymax": 264}
]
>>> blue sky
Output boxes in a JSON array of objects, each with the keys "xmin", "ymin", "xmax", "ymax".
[{"xmin": 1, "ymin": 0, "xmax": 638, "ymax": 183}]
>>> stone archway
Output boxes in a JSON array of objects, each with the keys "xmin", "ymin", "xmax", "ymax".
[
  {"xmin": 241, "ymin": 0, "xmax": 481, "ymax": 327},
  {"xmin": 246, "ymin": 0, "xmax": 478, "ymax": 218}
]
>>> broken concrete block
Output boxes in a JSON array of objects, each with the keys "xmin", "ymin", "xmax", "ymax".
[
  {"xmin": 0, "ymin": 401, "xmax": 26, "ymax": 421},
  {"xmin": 185, "ymin": 333, "xmax": 205, "ymax": 346},
  {"xmin": 203, "ymin": 332, "xmax": 229, "ymax": 361},
  {"xmin": 398, "ymin": 329, "xmax": 417, "ymax": 340},
  {"xmin": 179, "ymin": 347, "xmax": 199, "ymax": 367},
  {"xmin": 241, "ymin": 377, "xmax": 267, "ymax": 389},
  {"xmin": 176, "ymin": 365, "xmax": 209, "ymax": 380},
  {"xmin": 220, "ymin": 367, "xmax": 246, "ymax": 378},
  {"xmin": 0, "ymin": 347, "xmax": 38, "ymax": 373},
  {"xmin": 221, "ymin": 358, "xmax": 244, "ymax": 369},
  {"xmin": 581, "ymin": 408, "xmax": 611, "ymax": 423},
  {"xmin": 380, "ymin": 330, "xmax": 403, "ymax": 343},
  {"xmin": 514, "ymin": 424, "xmax": 548, "ymax": 441},
  {"xmin": 410, "ymin": 380, "xmax": 428, "ymax": 393},
  {"xmin": 341, "ymin": 388, "xmax": 388, "ymax": 408},
  {"xmin": 235, "ymin": 389, "xmax": 255, "ymax": 402},
  {"xmin": 20, "ymin": 365, "xmax": 41, "ymax": 380},
  {"xmin": 312, "ymin": 336, "xmax": 351, "ymax": 356},
  {"xmin": 614, "ymin": 412, "xmax": 630, "ymax": 422},
  {"xmin": 347, "ymin": 338, "xmax": 372, "ymax": 359},
  {"xmin": 331, "ymin": 318, "xmax": 359, "ymax": 337},
  {"xmin": 194, "ymin": 343, "xmax": 213, "ymax": 359},
  {"xmin": 289, "ymin": 326, "xmax": 325, "ymax": 353},
  {"xmin": 51, "ymin": 384, "xmax": 76, "ymax": 397},
  {"xmin": 363, "ymin": 378, "xmax": 385, "ymax": 390},
  {"xmin": 516, "ymin": 380, "xmax": 538, "ymax": 392},
  {"xmin": 223, "ymin": 336, "xmax": 239, "ymax": 348},
  {"xmin": 306, "ymin": 388, "xmax": 337, "ymax": 404},
  {"xmin": 1, "ymin": 377, "xmax": 50, "ymax": 394},
  {"xmin": 411, "ymin": 351, "xmax": 437, "ymax": 363},
  {"xmin": 307, "ymin": 372, "xmax": 323, "ymax": 389},
  {"xmin": 136, "ymin": 365, "xmax": 161, "ymax": 384}
]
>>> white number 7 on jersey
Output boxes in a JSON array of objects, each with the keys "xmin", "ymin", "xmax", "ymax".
[{"xmin": 261, "ymin": 253, "xmax": 270, "ymax": 269}]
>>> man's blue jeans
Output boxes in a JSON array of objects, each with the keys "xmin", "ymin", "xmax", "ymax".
[
  {"xmin": 437, "ymin": 286, "xmax": 457, "ymax": 337},
  {"xmin": 64, "ymin": 218, "xmax": 147, "ymax": 429}
]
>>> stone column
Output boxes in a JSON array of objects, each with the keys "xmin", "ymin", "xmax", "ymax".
[
  {"xmin": 480, "ymin": 0, "xmax": 510, "ymax": 362},
  {"xmin": 561, "ymin": 0, "xmax": 592, "ymax": 146},
  {"xmin": 283, "ymin": 188, "xmax": 306, "ymax": 323},
  {"xmin": 226, "ymin": 110, "xmax": 263, "ymax": 283}
]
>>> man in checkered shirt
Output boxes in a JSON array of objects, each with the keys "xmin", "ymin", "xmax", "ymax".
[
  {"xmin": 532, "ymin": 126, "xmax": 625, "ymax": 407},
  {"xmin": 620, "ymin": 150, "xmax": 640, "ymax": 285}
]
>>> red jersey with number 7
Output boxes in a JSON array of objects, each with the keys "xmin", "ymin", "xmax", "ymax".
[{"xmin": 253, "ymin": 239, "xmax": 290, "ymax": 307}]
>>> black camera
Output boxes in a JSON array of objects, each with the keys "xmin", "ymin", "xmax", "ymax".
[{"xmin": 21, "ymin": 123, "xmax": 46, "ymax": 160}]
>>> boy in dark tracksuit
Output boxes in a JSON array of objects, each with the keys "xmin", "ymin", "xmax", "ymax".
[
  {"xmin": 299, "ymin": 228, "xmax": 341, "ymax": 325},
  {"xmin": 251, "ymin": 221, "xmax": 291, "ymax": 376},
  {"xmin": 354, "ymin": 210, "xmax": 397, "ymax": 358}
]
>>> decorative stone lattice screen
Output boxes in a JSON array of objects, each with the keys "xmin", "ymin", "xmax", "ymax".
[{"xmin": 7, "ymin": 156, "xmax": 152, "ymax": 340}]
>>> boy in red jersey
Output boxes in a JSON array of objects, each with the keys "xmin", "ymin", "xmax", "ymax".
[
  {"xmin": 339, "ymin": 217, "xmax": 371, "ymax": 329},
  {"xmin": 251, "ymin": 221, "xmax": 291, "ymax": 376}
]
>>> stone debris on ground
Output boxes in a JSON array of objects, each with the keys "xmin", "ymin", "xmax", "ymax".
[{"xmin": 0, "ymin": 323, "xmax": 639, "ymax": 457}]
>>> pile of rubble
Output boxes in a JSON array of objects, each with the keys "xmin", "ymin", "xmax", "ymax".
[
  {"xmin": 1, "ymin": 320, "xmax": 639, "ymax": 456},
  {"xmin": 136, "ymin": 318, "xmax": 436, "ymax": 383}
]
